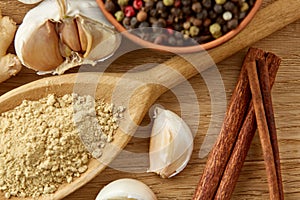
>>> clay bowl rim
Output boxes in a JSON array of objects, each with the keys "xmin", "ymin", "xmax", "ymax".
[{"xmin": 96, "ymin": 0, "xmax": 263, "ymax": 53}]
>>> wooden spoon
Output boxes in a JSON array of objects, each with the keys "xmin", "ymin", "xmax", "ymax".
[{"xmin": 0, "ymin": 0, "xmax": 299, "ymax": 199}]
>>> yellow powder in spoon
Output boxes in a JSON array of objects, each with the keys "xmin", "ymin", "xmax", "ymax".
[{"xmin": 0, "ymin": 93, "xmax": 124, "ymax": 198}]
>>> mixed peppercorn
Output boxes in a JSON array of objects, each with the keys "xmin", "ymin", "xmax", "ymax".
[{"xmin": 104, "ymin": 0, "xmax": 255, "ymax": 46}]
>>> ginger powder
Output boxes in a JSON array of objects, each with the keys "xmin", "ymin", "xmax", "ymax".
[{"xmin": 0, "ymin": 94, "xmax": 124, "ymax": 198}]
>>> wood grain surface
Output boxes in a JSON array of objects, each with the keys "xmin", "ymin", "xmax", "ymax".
[{"xmin": 0, "ymin": 0, "xmax": 300, "ymax": 199}]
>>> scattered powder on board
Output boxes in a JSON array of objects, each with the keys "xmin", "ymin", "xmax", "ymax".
[{"xmin": 0, "ymin": 94, "xmax": 124, "ymax": 198}]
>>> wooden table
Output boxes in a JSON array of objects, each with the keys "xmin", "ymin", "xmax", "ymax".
[{"xmin": 0, "ymin": 0, "xmax": 299, "ymax": 199}]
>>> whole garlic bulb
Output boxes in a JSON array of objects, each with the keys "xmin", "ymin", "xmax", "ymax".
[
  {"xmin": 15, "ymin": 0, "xmax": 121, "ymax": 74},
  {"xmin": 148, "ymin": 107, "xmax": 194, "ymax": 178},
  {"xmin": 96, "ymin": 178, "xmax": 157, "ymax": 200}
]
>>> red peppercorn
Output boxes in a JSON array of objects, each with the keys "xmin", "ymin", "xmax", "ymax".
[
  {"xmin": 124, "ymin": 6, "xmax": 135, "ymax": 17},
  {"xmin": 166, "ymin": 27, "xmax": 174, "ymax": 35},
  {"xmin": 174, "ymin": 0, "xmax": 181, "ymax": 7},
  {"xmin": 133, "ymin": 0, "xmax": 143, "ymax": 10}
]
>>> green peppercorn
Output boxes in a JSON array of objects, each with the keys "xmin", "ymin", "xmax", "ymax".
[
  {"xmin": 215, "ymin": 0, "xmax": 226, "ymax": 5},
  {"xmin": 118, "ymin": 0, "xmax": 129, "ymax": 6},
  {"xmin": 241, "ymin": 2, "xmax": 249, "ymax": 12},
  {"xmin": 115, "ymin": 11, "xmax": 125, "ymax": 22},
  {"xmin": 163, "ymin": 0, "xmax": 174, "ymax": 6},
  {"xmin": 182, "ymin": 30, "xmax": 190, "ymax": 39},
  {"xmin": 209, "ymin": 23, "xmax": 222, "ymax": 38},
  {"xmin": 189, "ymin": 26, "xmax": 200, "ymax": 37}
]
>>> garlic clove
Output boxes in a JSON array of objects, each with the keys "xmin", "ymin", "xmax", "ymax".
[
  {"xmin": 21, "ymin": 20, "xmax": 64, "ymax": 71},
  {"xmin": 58, "ymin": 18, "xmax": 81, "ymax": 52},
  {"xmin": 76, "ymin": 18, "xmax": 88, "ymax": 52},
  {"xmin": 96, "ymin": 178, "xmax": 157, "ymax": 200},
  {"xmin": 77, "ymin": 15, "xmax": 121, "ymax": 61},
  {"xmin": 18, "ymin": 0, "xmax": 44, "ymax": 4},
  {"xmin": 148, "ymin": 107, "xmax": 194, "ymax": 178}
]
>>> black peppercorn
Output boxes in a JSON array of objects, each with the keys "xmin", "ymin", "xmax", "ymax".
[
  {"xmin": 239, "ymin": 12, "xmax": 247, "ymax": 20},
  {"xmin": 150, "ymin": 8, "xmax": 158, "ymax": 17},
  {"xmin": 192, "ymin": 2, "xmax": 202, "ymax": 13},
  {"xmin": 213, "ymin": 4, "xmax": 223, "ymax": 14},
  {"xmin": 216, "ymin": 16, "xmax": 225, "ymax": 25},
  {"xmin": 166, "ymin": 15, "xmax": 174, "ymax": 24},
  {"xmin": 176, "ymin": 39, "xmax": 184, "ymax": 46},
  {"xmin": 161, "ymin": 11, "xmax": 169, "ymax": 18},
  {"xmin": 174, "ymin": 31, "xmax": 183, "ymax": 39},
  {"xmin": 202, "ymin": 0, "xmax": 212, "ymax": 9},
  {"xmin": 171, "ymin": 7, "xmax": 182, "ymax": 17},
  {"xmin": 193, "ymin": 18, "xmax": 202, "ymax": 26},
  {"xmin": 196, "ymin": 9, "xmax": 208, "ymax": 19},
  {"xmin": 144, "ymin": 0, "xmax": 154, "ymax": 11},
  {"xmin": 203, "ymin": 18, "xmax": 211, "ymax": 27},
  {"xmin": 209, "ymin": 10, "xmax": 217, "ymax": 19},
  {"xmin": 182, "ymin": 6, "xmax": 192, "ymax": 15},
  {"xmin": 149, "ymin": 16, "xmax": 158, "ymax": 24},
  {"xmin": 182, "ymin": 0, "xmax": 192, "ymax": 6},
  {"xmin": 139, "ymin": 21, "xmax": 150, "ymax": 28},
  {"xmin": 227, "ymin": 18, "xmax": 238, "ymax": 29},
  {"xmin": 197, "ymin": 35, "xmax": 212, "ymax": 43},
  {"xmin": 156, "ymin": 1, "xmax": 166, "ymax": 12},
  {"xmin": 122, "ymin": 17, "xmax": 131, "ymax": 26},
  {"xmin": 249, "ymin": 0, "xmax": 255, "ymax": 6},
  {"xmin": 158, "ymin": 18, "xmax": 167, "ymax": 27},
  {"xmin": 224, "ymin": 1, "xmax": 235, "ymax": 11},
  {"xmin": 154, "ymin": 34, "xmax": 167, "ymax": 44},
  {"xmin": 222, "ymin": 24, "xmax": 228, "ymax": 33},
  {"xmin": 237, "ymin": 0, "xmax": 245, "ymax": 7},
  {"xmin": 130, "ymin": 17, "xmax": 139, "ymax": 28},
  {"xmin": 173, "ymin": 23, "xmax": 183, "ymax": 31},
  {"xmin": 168, "ymin": 36, "xmax": 177, "ymax": 45},
  {"xmin": 105, "ymin": 0, "xmax": 117, "ymax": 13}
]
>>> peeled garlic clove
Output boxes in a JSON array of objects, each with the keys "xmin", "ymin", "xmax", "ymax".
[
  {"xmin": 148, "ymin": 107, "xmax": 194, "ymax": 178},
  {"xmin": 15, "ymin": 0, "xmax": 121, "ymax": 74},
  {"xmin": 96, "ymin": 178, "xmax": 157, "ymax": 200},
  {"xmin": 21, "ymin": 20, "xmax": 64, "ymax": 71}
]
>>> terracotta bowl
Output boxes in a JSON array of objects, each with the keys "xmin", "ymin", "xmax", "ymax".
[{"xmin": 96, "ymin": 0, "xmax": 262, "ymax": 53}]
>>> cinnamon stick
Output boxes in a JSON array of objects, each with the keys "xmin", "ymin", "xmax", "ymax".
[
  {"xmin": 247, "ymin": 60, "xmax": 280, "ymax": 199},
  {"xmin": 193, "ymin": 48, "xmax": 265, "ymax": 200},
  {"xmin": 214, "ymin": 53, "xmax": 281, "ymax": 200},
  {"xmin": 258, "ymin": 55, "xmax": 284, "ymax": 200}
]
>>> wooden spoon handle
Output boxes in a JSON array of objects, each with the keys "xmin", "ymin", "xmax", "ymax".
[{"xmin": 146, "ymin": 0, "xmax": 300, "ymax": 90}]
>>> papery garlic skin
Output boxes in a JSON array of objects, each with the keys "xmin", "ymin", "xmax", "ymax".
[
  {"xmin": 15, "ymin": 0, "xmax": 121, "ymax": 74},
  {"xmin": 148, "ymin": 107, "xmax": 194, "ymax": 178},
  {"xmin": 96, "ymin": 178, "xmax": 157, "ymax": 200}
]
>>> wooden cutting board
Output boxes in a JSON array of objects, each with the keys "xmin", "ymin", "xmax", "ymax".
[{"xmin": 0, "ymin": 0, "xmax": 300, "ymax": 199}]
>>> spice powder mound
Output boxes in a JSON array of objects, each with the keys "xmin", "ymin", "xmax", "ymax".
[{"xmin": 0, "ymin": 94, "xmax": 124, "ymax": 199}]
